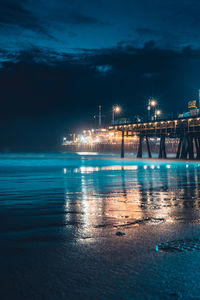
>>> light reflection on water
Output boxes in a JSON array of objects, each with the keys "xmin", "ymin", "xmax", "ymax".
[
  {"xmin": 1, "ymin": 155, "xmax": 200, "ymax": 298},
  {"xmin": 61, "ymin": 161, "xmax": 200, "ymax": 239},
  {"xmin": 0, "ymin": 158, "xmax": 200, "ymax": 226}
]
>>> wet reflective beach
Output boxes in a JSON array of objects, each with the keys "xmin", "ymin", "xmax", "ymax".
[{"xmin": 1, "ymin": 153, "xmax": 200, "ymax": 299}]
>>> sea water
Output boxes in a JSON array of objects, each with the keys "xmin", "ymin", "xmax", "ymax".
[{"xmin": 1, "ymin": 153, "xmax": 200, "ymax": 299}]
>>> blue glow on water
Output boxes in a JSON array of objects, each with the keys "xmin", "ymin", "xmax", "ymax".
[{"xmin": 1, "ymin": 153, "xmax": 200, "ymax": 299}]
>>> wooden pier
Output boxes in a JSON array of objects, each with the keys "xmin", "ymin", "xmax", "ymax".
[{"xmin": 109, "ymin": 116, "xmax": 200, "ymax": 159}]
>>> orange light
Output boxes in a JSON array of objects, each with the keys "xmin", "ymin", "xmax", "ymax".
[
  {"xmin": 156, "ymin": 110, "xmax": 161, "ymax": 116},
  {"xmin": 114, "ymin": 106, "xmax": 120, "ymax": 113},
  {"xmin": 150, "ymin": 100, "xmax": 156, "ymax": 106}
]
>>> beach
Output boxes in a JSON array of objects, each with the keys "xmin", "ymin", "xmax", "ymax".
[{"xmin": 1, "ymin": 153, "xmax": 200, "ymax": 299}]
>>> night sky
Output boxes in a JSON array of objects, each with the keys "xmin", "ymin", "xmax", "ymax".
[{"xmin": 1, "ymin": 0, "xmax": 200, "ymax": 150}]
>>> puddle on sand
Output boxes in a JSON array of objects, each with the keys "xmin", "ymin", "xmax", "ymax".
[
  {"xmin": 95, "ymin": 217, "xmax": 165, "ymax": 229},
  {"xmin": 156, "ymin": 239, "xmax": 200, "ymax": 252}
]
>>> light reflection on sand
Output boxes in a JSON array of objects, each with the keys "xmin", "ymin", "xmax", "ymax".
[
  {"xmin": 63, "ymin": 162, "xmax": 200, "ymax": 240},
  {"xmin": 1, "ymin": 156, "xmax": 200, "ymax": 298}
]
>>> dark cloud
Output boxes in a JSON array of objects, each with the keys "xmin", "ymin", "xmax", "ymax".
[
  {"xmin": 0, "ymin": 42, "xmax": 200, "ymax": 150},
  {"xmin": 96, "ymin": 65, "xmax": 112, "ymax": 73},
  {"xmin": 1, "ymin": 0, "xmax": 200, "ymax": 55},
  {"xmin": 0, "ymin": 0, "xmax": 42, "ymax": 32},
  {"xmin": 136, "ymin": 28, "xmax": 178, "ymax": 46},
  {"xmin": 67, "ymin": 12, "xmax": 105, "ymax": 25},
  {"xmin": 0, "ymin": 0, "xmax": 57, "ymax": 42}
]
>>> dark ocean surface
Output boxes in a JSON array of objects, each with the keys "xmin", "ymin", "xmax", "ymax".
[{"xmin": 1, "ymin": 153, "xmax": 200, "ymax": 299}]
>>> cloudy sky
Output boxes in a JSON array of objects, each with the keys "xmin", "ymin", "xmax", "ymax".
[{"xmin": 0, "ymin": 0, "xmax": 200, "ymax": 150}]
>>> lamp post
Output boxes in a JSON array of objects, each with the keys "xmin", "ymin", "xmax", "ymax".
[
  {"xmin": 98, "ymin": 105, "xmax": 102, "ymax": 127},
  {"xmin": 147, "ymin": 104, "xmax": 151, "ymax": 120},
  {"xmin": 112, "ymin": 105, "xmax": 121, "ymax": 124}
]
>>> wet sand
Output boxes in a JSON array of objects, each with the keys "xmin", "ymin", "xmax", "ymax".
[{"xmin": 1, "ymin": 153, "xmax": 200, "ymax": 299}]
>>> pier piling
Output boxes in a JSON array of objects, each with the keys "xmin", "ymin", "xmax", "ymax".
[
  {"xmin": 121, "ymin": 130, "xmax": 125, "ymax": 158},
  {"xmin": 159, "ymin": 135, "xmax": 167, "ymax": 158},
  {"xmin": 137, "ymin": 135, "xmax": 144, "ymax": 158},
  {"xmin": 146, "ymin": 136, "xmax": 152, "ymax": 158}
]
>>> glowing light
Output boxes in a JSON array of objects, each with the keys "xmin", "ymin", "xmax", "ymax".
[
  {"xmin": 80, "ymin": 135, "xmax": 87, "ymax": 143},
  {"xmin": 155, "ymin": 110, "xmax": 161, "ymax": 116},
  {"xmin": 114, "ymin": 106, "xmax": 121, "ymax": 113},
  {"xmin": 166, "ymin": 165, "xmax": 171, "ymax": 169},
  {"xmin": 77, "ymin": 152, "xmax": 98, "ymax": 155},
  {"xmin": 150, "ymin": 100, "xmax": 156, "ymax": 106},
  {"xmin": 123, "ymin": 165, "xmax": 138, "ymax": 170}
]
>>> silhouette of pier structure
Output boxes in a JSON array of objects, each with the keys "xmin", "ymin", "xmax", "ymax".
[{"xmin": 109, "ymin": 116, "xmax": 200, "ymax": 159}]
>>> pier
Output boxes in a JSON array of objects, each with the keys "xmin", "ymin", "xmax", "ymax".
[{"xmin": 109, "ymin": 116, "xmax": 200, "ymax": 159}]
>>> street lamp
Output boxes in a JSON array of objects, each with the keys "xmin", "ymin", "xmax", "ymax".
[
  {"xmin": 148, "ymin": 98, "xmax": 157, "ymax": 120},
  {"xmin": 150, "ymin": 99, "xmax": 156, "ymax": 107},
  {"xmin": 155, "ymin": 110, "xmax": 161, "ymax": 120},
  {"xmin": 112, "ymin": 105, "xmax": 121, "ymax": 124}
]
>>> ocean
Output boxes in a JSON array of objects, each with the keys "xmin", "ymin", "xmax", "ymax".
[{"xmin": 1, "ymin": 152, "xmax": 200, "ymax": 299}]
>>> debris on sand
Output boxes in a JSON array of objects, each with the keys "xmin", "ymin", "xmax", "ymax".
[{"xmin": 116, "ymin": 231, "xmax": 126, "ymax": 236}]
